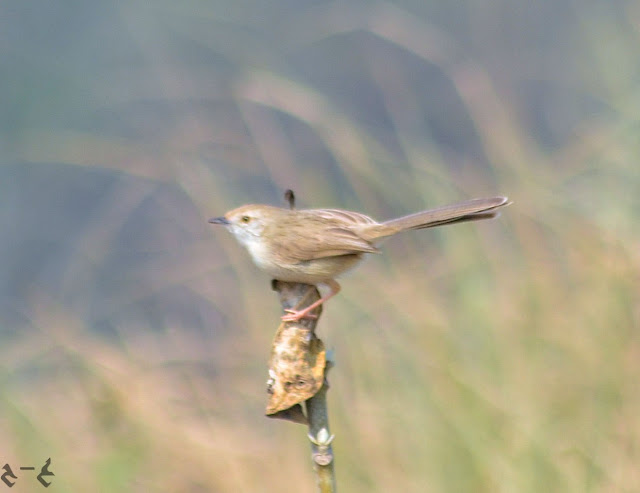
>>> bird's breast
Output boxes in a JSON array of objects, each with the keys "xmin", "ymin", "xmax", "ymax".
[{"xmin": 250, "ymin": 249, "xmax": 364, "ymax": 284}]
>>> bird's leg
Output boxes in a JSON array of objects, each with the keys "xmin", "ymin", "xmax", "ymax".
[{"xmin": 281, "ymin": 280, "xmax": 341, "ymax": 322}]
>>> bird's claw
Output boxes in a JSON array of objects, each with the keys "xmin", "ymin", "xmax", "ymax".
[{"xmin": 281, "ymin": 308, "xmax": 318, "ymax": 322}]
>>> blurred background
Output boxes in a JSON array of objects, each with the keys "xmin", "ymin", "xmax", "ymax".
[{"xmin": 1, "ymin": 1, "xmax": 639, "ymax": 491}]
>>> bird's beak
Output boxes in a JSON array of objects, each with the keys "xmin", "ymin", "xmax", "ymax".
[{"xmin": 208, "ymin": 216, "xmax": 230, "ymax": 225}]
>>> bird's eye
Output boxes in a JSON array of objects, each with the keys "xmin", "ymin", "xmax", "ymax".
[{"xmin": 241, "ymin": 215, "xmax": 251, "ymax": 223}]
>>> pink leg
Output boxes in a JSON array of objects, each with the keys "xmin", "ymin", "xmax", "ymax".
[{"xmin": 281, "ymin": 280, "xmax": 341, "ymax": 322}]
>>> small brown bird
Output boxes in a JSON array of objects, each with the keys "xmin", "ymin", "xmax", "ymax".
[{"xmin": 209, "ymin": 196, "xmax": 509, "ymax": 321}]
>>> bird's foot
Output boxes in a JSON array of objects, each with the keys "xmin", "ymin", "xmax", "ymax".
[{"xmin": 281, "ymin": 308, "xmax": 318, "ymax": 322}]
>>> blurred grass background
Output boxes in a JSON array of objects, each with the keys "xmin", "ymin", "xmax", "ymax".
[{"xmin": 1, "ymin": 1, "xmax": 639, "ymax": 491}]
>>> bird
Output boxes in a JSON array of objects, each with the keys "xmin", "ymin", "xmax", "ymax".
[{"xmin": 209, "ymin": 196, "xmax": 509, "ymax": 321}]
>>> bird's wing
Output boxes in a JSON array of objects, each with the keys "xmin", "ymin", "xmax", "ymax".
[
  {"xmin": 272, "ymin": 217, "xmax": 380, "ymax": 260},
  {"xmin": 282, "ymin": 226, "xmax": 380, "ymax": 261},
  {"xmin": 309, "ymin": 209, "xmax": 379, "ymax": 227},
  {"xmin": 268, "ymin": 209, "xmax": 380, "ymax": 261}
]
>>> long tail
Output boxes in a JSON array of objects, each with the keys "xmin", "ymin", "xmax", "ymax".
[{"xmin": 369, "ymin": 196, "xmax": 509, "ymax": 240}]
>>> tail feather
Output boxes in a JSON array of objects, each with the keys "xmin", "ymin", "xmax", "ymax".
[{"xmin": 369, "ymin": 196, "xmax": 509, "ymax": 240}]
